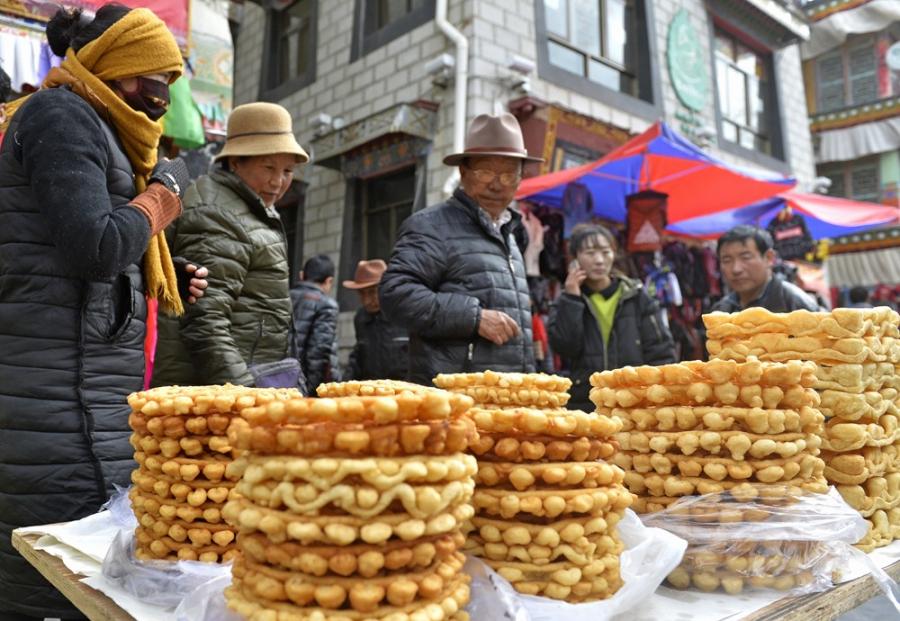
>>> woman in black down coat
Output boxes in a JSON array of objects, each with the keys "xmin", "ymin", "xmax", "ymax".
[{"xmin": 548, "ymin": 224, "xmax": 675, "ymax": 411}]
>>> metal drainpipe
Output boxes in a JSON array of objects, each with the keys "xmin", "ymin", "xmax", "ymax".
[{"xmin": 435, "ymin": 0, "xmax": 468, "ymax": 196}]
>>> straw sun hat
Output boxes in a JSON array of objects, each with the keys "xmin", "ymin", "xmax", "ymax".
[{"xmin": 215, "ymin": 102, "xmax": 309, "ymax": 163}]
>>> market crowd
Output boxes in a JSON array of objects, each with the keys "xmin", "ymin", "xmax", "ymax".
[{"xmin": 0, "ymin": 4, "xmax": 880, "ymax": 620}]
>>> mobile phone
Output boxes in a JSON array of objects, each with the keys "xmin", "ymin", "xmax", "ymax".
[{"xmin": 569, "ymin": 259, "xmax": 579, "ymax": 272}]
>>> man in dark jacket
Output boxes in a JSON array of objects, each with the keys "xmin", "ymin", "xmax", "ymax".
[
  {"xmin": 380, "ymin": 113, "xmax": 542, "ymax": 384},
  {"xmin": 343, "ymin": 259, "xmax": 409, "ymax": 380},
  {"xmin": 291, "ymin": 254, "xmax": 341, "ymax": 393},
  {"xmin": 713, "ymin": 225, "xmax": 820, "ymax": 313}
]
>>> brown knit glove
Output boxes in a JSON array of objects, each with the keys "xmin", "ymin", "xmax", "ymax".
[{"xmin": 130, "ymin": 183, "xmax": 183, "ymax": 235}]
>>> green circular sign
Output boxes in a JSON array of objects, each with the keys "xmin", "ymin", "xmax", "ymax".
[{"xmin": 667, "ymin": 10, "xmax": 708, "ymax": 112}]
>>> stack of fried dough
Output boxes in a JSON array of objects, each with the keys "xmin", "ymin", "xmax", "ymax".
[
  {"xmin": 705, "ymin": 307, "xmax": 900, "ymax": 551},
  {"xmin": 433, "ymin": 371, "xmax": 631, "ymax": 603},
  {"xmin": 223, "ymin": 383, "xmax": 477, "ymax": 621},
  {"xmin": 127, "ymin": 385, "xmax": 297, "ymax": 562},
  {"xmin": 590, "ymin": 358, "xmax": 828, "ymax": 515}
]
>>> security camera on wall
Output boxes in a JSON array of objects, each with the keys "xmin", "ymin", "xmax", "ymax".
[
  {"xmin": 508, "ymin": 55, "xmax": 536, "ymax": 76},
  {"xmin": 425, "ymin": 53, "xmax": 455, "ymax": 88}
]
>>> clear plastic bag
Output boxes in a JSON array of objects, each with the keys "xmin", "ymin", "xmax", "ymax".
[
  {"xmin": 100, "ymin": 486, "xmax": 232, "ymax": 610},
  {"xmin": 640, "ymin": 485, "xmax": 898, "ymax": 607},
  {"xmin": 465, "ymin": 509, "xmax": 687, "ymax": 621}
]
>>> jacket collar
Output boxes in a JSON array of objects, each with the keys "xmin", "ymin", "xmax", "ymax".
[
  {"xmin": 581, "ymin": 275, "xmax": 642, "ymax": 301},
  {"xmin": 451, "ymin": 188, "xmax": 521, "ymax": 244},
  {"xmin": 210, "ymin": 167, "xmax": 282, "ymax": 224}
]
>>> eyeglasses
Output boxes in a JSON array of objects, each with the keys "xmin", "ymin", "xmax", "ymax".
[{"xmin": 466, "ymin": 167, "xmax": 521, "ymax": 187}]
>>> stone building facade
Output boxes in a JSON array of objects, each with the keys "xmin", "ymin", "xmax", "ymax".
[{"xmin": 230, "ymin": 0, "xmax": 817, "ymax": 351}]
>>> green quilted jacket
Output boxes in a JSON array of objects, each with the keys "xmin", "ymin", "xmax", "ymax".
[{"xmin": 151, "ymin": 168, "xmax": 292, "ymax": 386}]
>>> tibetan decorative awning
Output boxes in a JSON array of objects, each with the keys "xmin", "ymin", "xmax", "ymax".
[
  {"xmin": 312, "ymin": 102, "xmax": 438, "ymax": 174},
  {"xmin": 801, "ymin": 0, "xmax": 900, "ymax": 60},
  {"xmin": 817, "ymin": 114, "xmax": 900, "ymax": 164}
]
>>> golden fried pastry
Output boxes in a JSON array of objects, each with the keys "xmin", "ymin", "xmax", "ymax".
[
  {"xmin": 135, "ymin": 526, "xmax": 235, "ymax": 561},
  {"xmin": 469, "ymin": 432, "xmax": 617, "ymax": 463},
  {"xmin": 703, "ymin": 307, "xmax": 900, "ymax": 340},
  {"xmin": 819, "ymin": 390, "xmax": 894, "ymax": 422},
  {"xmin": 472, "ymin": 486, "xmax": 632, "ymax": 519},
  {"xmin": 133, "ymin": 452, "xmax": 233, "ymax": 483},
  {"xmin": 131, "ymin": 469, "xmax": 233, "ymax": 503},
  {"xmin": 317, "ymin": 380, "xmax": 446, "ymax": 398},
  {"xmin": 128, "ymin": 411, "xmax": 234, "ymax": 438},
  {"xmin": 666, "ymin": 566, "xmax": 815, "ymax": 594},
  {"xmin": 469, "ymin": 514, "xmax": 621, "ymax": 547},
  {"xmin": 484, "ymin": 554, "xmax": 621, "ymax": 601},
  {"xmin": 129, "ymin": 432, "xmax": 234, "ymax": 458},
  {"xmin": 223, "ymin": 497, "xmax": 474, "ymax": 546},
  {"xmin": 614, "ymin": 452, "xmax": 825, "ymax": 484},
  {"xmin": 590, "ymin": 358, "xmax": 816, "ymax": 390},
  {"xmin": 813, "ymin": 363, "xmax": 899, "ymax": 393},
  {"xmin": 856, "ymin": 508, "xmax": 900, "ymax": 551},
  {"xmin": 468, "ymin": 407, "xmax": 620, "ymax": 438},
  {"xmin": 590, "ymin": 382, "xmax": 819, "ymax": 410},
  {"xmin": 630, "ymin": 495, "xmax": 681, "ymax": 514},
  {"xmin": 708, "ymin": 334, "xmax": 894, "ymax": 365},
  {"xmin": 822, "ymin": 414, "xmax": 900, "ymax": 452},
  {"xmin": 129, "ymin": 488, "xmax": 225, "ymax": 523},
  {"xmin": 465, "ymin": 531, "xmax": 620, "ymax": 566},
  {"xmin": 234, "ymin": 478, "xmax": 475, "ymax": 520},
  {"xmin": 606, "ymin": 405, "xmax": 823, "ymax": 435},
  {"xmin": 239, "ymin": 393, "xmax": 473, "ymax": 428},
  {"xmin": 823, "ymin": 442, "xmax": 900, "ymax": 485},
  {"xmin": 622, "ymin": 471, "xmax": 828, "ymax": 497},
  {"xmin": 835, "ymin": 472, "xmax": 900, "ymax": 516},
  {"xmin": 228, "ymin": 416, "xmax": 477, "ymax": 457},
  {"xmin": 233, "ymin": 553, "xmax": 464, "ymax": 611},
  {"xmin": 475, "ymin": 461, "xmax": 624, "ymax": 491},
  {"xmin": 225, "ymin": 574, "xmax": 470, "ymax": 621},
  {"xmin": 128, "ymin": 384, "xmax": 300, "ymax": 417},
  {"xmin": 445, "ymin": 386, "xmax": 570, "ymax": 408},
  {"xmin": 239, "ymin": 532, "xmax": 463, "ymax": 577},
  {"xmin": 433, "ymin": 371, "xmax": 571, "ymax": 393},
  {"xmin": 133, "ymin": 510, "xmax": 236, "ymax": 547},
  {"xmin": 615, "ymin": 429, "xmax": 820, "ymax": 460},
  {"xmin": 229, "ymin": 454, "xmax": 477, "ymax": 490}
]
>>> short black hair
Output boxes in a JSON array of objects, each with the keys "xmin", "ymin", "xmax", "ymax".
[
  {"xmin": 46, "ymin": 4, "xmax": 131, "ymax": 57},
  {"xmin": 302, "ymin": 255, "xmax": 334, "ymax": 284},
  {"xmin": 849, "ymin": 286, "xmax": 870, "ymax": 304},
  {"xmin": 717, "ymin": 225, "xmax": 773, "ymax": 257},
  {"xmin": 569, "ymin": 223, "xmax": 618, "ymax": 256}
]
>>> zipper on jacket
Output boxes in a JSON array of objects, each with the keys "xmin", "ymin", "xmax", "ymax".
[
  {"xmin": 505, "ymin": 250, "xmax": 529, "ymax": 364},
  {"xmin": 649, "ymin": 313, "xmax": 664, "ymax": 341},
  {"xmin": 467, "ymin": 343, "xmax": 474, "ymax": 362}
]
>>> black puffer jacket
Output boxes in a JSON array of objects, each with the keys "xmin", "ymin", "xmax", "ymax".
[
  {"xmin": 290, "ymin": 281, "xmax": 341, "ymax": 393},
  {"xmin": 0, "ymin": 89, "xmax": 150, "ymax": 618},
  {"xmin": 548, "ymin": 277, "xmax": 675, "ymax": 411},
  {"xmin": 346, "ymin": 308, "xmax": 410, "ymax": 381},
  {"xmin": 380, "ymin": 189, "xmax": 534, "ymax": 384}
]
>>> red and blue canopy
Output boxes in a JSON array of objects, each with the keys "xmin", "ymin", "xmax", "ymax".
[{"xmin": 516, "ymin": 121, "xmax": 795, "ymax": 224}]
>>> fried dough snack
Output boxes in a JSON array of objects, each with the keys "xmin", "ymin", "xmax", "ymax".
[
  {"xmin": 229, "ymin": 454, "xmax": 477, "ymax": 490},
  {"xmin": 703, "ymin": 307, "xmax": 900, "ymax": 340},
  {"xmin": 614, "ymin": 452, "xmax": 825, "ymax": 484},
  {"xmin": 229, "ymin": 416, "xmax": 477, "ymax": 457},
  {"xmin": 475, "ymin": 461, "xmax": 624, "ymax": 491},
  {"xmin": 234, "ymin": 478, "xmax": 475, "ymax": 520},
  {"xmin": 239, "ymin": 393, "xmax": 473, "ymax": 428},
  {"xmin": 615, "ymin": 430, "xmax": 820, "ymax": 460},
  {"xmin": 666, "ymin": 566, "xmax": 815, "ymax": 594},
  {"xmin": 630, "ymin": 495, "xmax": 680, "ymax": 514},
  {"xmin": 708, "ymin": 335, "xmax": 898, "ymax": 365},
  {"xmin": 835, "ymin": 472, "xmax": 900, "ymax": 516},
  {"xmin": 622, "ymin": 472, "xmax": 828, "ymax": 497},
  {"xmin": 128, "ymin": 384, "xmax": 300, "ymax": 417},
  {"xmin": 317, "ymin": 380, "xmax": 442, "ymax": 398},
  {"xmin": 222, "ymin": 497, "xmax": 474, "ymax": 546},
  {"xmin": 819, "ymin": 390, "xmax": 897, "ymax": 421},
  {"xmin": 607, "ymin": 405, "xmax": 823, "ymax": 435},
  {"xmin": 135, "ymin": 526, "xmax": 237, "ymax": 562},
  {"xmin": 590, "ymin": 383, "xmax": 819, "ymax": 410},
  {"xmin": 822, "ymin": 443, "xmax": 900, "ymax": 484},
  {"xmin": 129, "ymin": 488, "xmax": 225, "ymax": 524},
  {"xmin": 590, "ymin": 358, "xmax": 816, "ymax": 390},
  {"xmin": 433, "ymin": 371, "xmax": 571, "ymax": 393},
  {"xmin": 813, "ymin": 363, "xmax": 899, "ymax": 393},
  {"xmin": 471, "ymin": 485, "xmax": 633, "ymax": 519},
  {"xmin": 469, "ymin": 432, "xmax": 617, "ymax": 463},
  {"xmin": 130, "ymin": 469, "xmax": 232, "ymax": 504},
  {"xmin": 468, "ymin": 407, "xmax": 620, "ymax": 438},
  {"xmin": 129, "ymin": 432, "xmax": 233, "ymax": 458},
  {"xmin": 225, "ymin": 574, "xmax": 470, "ymax": 621},
  {"xmin": 485, "ymin": 555, "xmax": 622, "ymax": 601},
  {"xmin": 133, "ymin": 452, "xmax": 233, "ymax": 483},
  {"xmin": 821, "ymin": 414, "xmax": 900, "ymax": 452},
  {"xmin": 469, "ymin": 514, "xmax": 621, "ymax": 547},
  {"xmin": 239, "ymin": 532, "xmax": 463, "ymax": 577},
  {"xmin": 128, "ymin": 411, "xmax": 234, "ymax": 438},
  {"xmin": 133, "ymin": 509, "xmax": 237, "ymax": 547},
  {"xmin": 465, "ymin": 531, "xmax": 620, "ymax": 566},
  {"xmin": 857, "ymin": 508, "xmax": 900, "ymax": 551}
]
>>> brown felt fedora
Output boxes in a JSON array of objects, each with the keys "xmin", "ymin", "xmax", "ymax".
[
  {"xmin": 215, "ymin": 102, "xmax": 309, "ymax": 163},
  {"xmin": 443, "ymin": 112, "xmax": 543, "ymax": 166},
  {"xmin": 342, "ymin": 259, "xmax": 387, "ymax": 290}
]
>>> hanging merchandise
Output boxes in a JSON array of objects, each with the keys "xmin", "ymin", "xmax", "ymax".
[
  {"xmin": 626, "ymin": 190, "xmax": 668, "ymax": 252},
  {"xmin": 0, "ymin": 21, "xmax": 42, "ymax": 92},
  {"xmin": 766, "ymin": 207, "xmax": 814, "ymax": 260}
]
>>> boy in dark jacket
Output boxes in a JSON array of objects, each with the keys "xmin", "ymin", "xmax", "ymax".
[
  {"xmin": 291, "ymin": 255, "xmax": 341, "ymax": 393},
  {"xmin": 549, "ymin": 224, "xmax": 675, "ymax": 410}
]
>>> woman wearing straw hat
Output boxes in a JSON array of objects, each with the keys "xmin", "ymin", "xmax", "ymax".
[
  {"xmin": 0, "ymin": 5, "xmax": 203, "ymax": 618},
  {"xmin": 152, "ymin": 102, "xmax": 309, "ymax": 387}
]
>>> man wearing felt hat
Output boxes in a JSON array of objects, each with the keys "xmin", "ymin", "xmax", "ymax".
[
  {"xmin": 380, "ymin": 112, "xmax": 541, "ymax": 384},
  {"xmin": 153, "ymin": 102, "xmax": 309, "ymax": 386}
]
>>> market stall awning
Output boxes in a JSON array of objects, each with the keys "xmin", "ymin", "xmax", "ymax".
[
  {"xmin": 515, "ymin": 121, "xmax": 795, "ymax": 224},
  {"xmin": 668, "ymin": 190, "xmax": 900, "ymax": 240}
]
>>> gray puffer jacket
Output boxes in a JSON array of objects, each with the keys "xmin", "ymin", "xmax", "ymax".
[
  {"xmin": 380, "ymin": 189, "xmax": 534, "ymax": 384},
  {"xmin": 290, "ymin": 281, "xmax": 341, "ymax": 393},
  {"xmin": 0, "ymin": 88, "xmax": 149, "ymax": 618}
]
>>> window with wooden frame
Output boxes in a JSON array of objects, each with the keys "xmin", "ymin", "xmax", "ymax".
[
  {"xmin": 814, "ymin": 27, "xmax": 900, "ymax": 113},
  {"xmin": 351, "ymin": 0, "xmax": 435, "ymax": 60},
  {"xmin": 361, "ymin": 168, "xmax": 415, "ymax": 262},
  {"xmin": 820, "ymin": 157, "xmax": 881, "ymax": 203},
  {"xmin": 262, "ymin": 0, "xmax": 317, "ymax": 101}
]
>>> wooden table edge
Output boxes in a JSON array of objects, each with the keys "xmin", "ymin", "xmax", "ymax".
[{"xmin": 11, "ymin": 529, "xmax": 136, "ymax": 621}]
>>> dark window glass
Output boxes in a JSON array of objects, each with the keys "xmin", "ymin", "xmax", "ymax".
[
  {"xmin": 354, "ymin": 0, "xmax": 435, "ymax": 59},
  {"xmin": 714, "ymin": 28, "xmax": 771, "ymax": 155},
  {"xmin": 363, "ymin": 168, "xmax": 415, "ymax": 261},
  {"xmin": 263, "ymin": 0, "xmax": 316, "ymax": 98}
]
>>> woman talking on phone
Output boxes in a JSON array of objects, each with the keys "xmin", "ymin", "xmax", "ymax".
[{"xmin": 548, "ymin": 223, "xmax": 675, "ymax": 411}]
